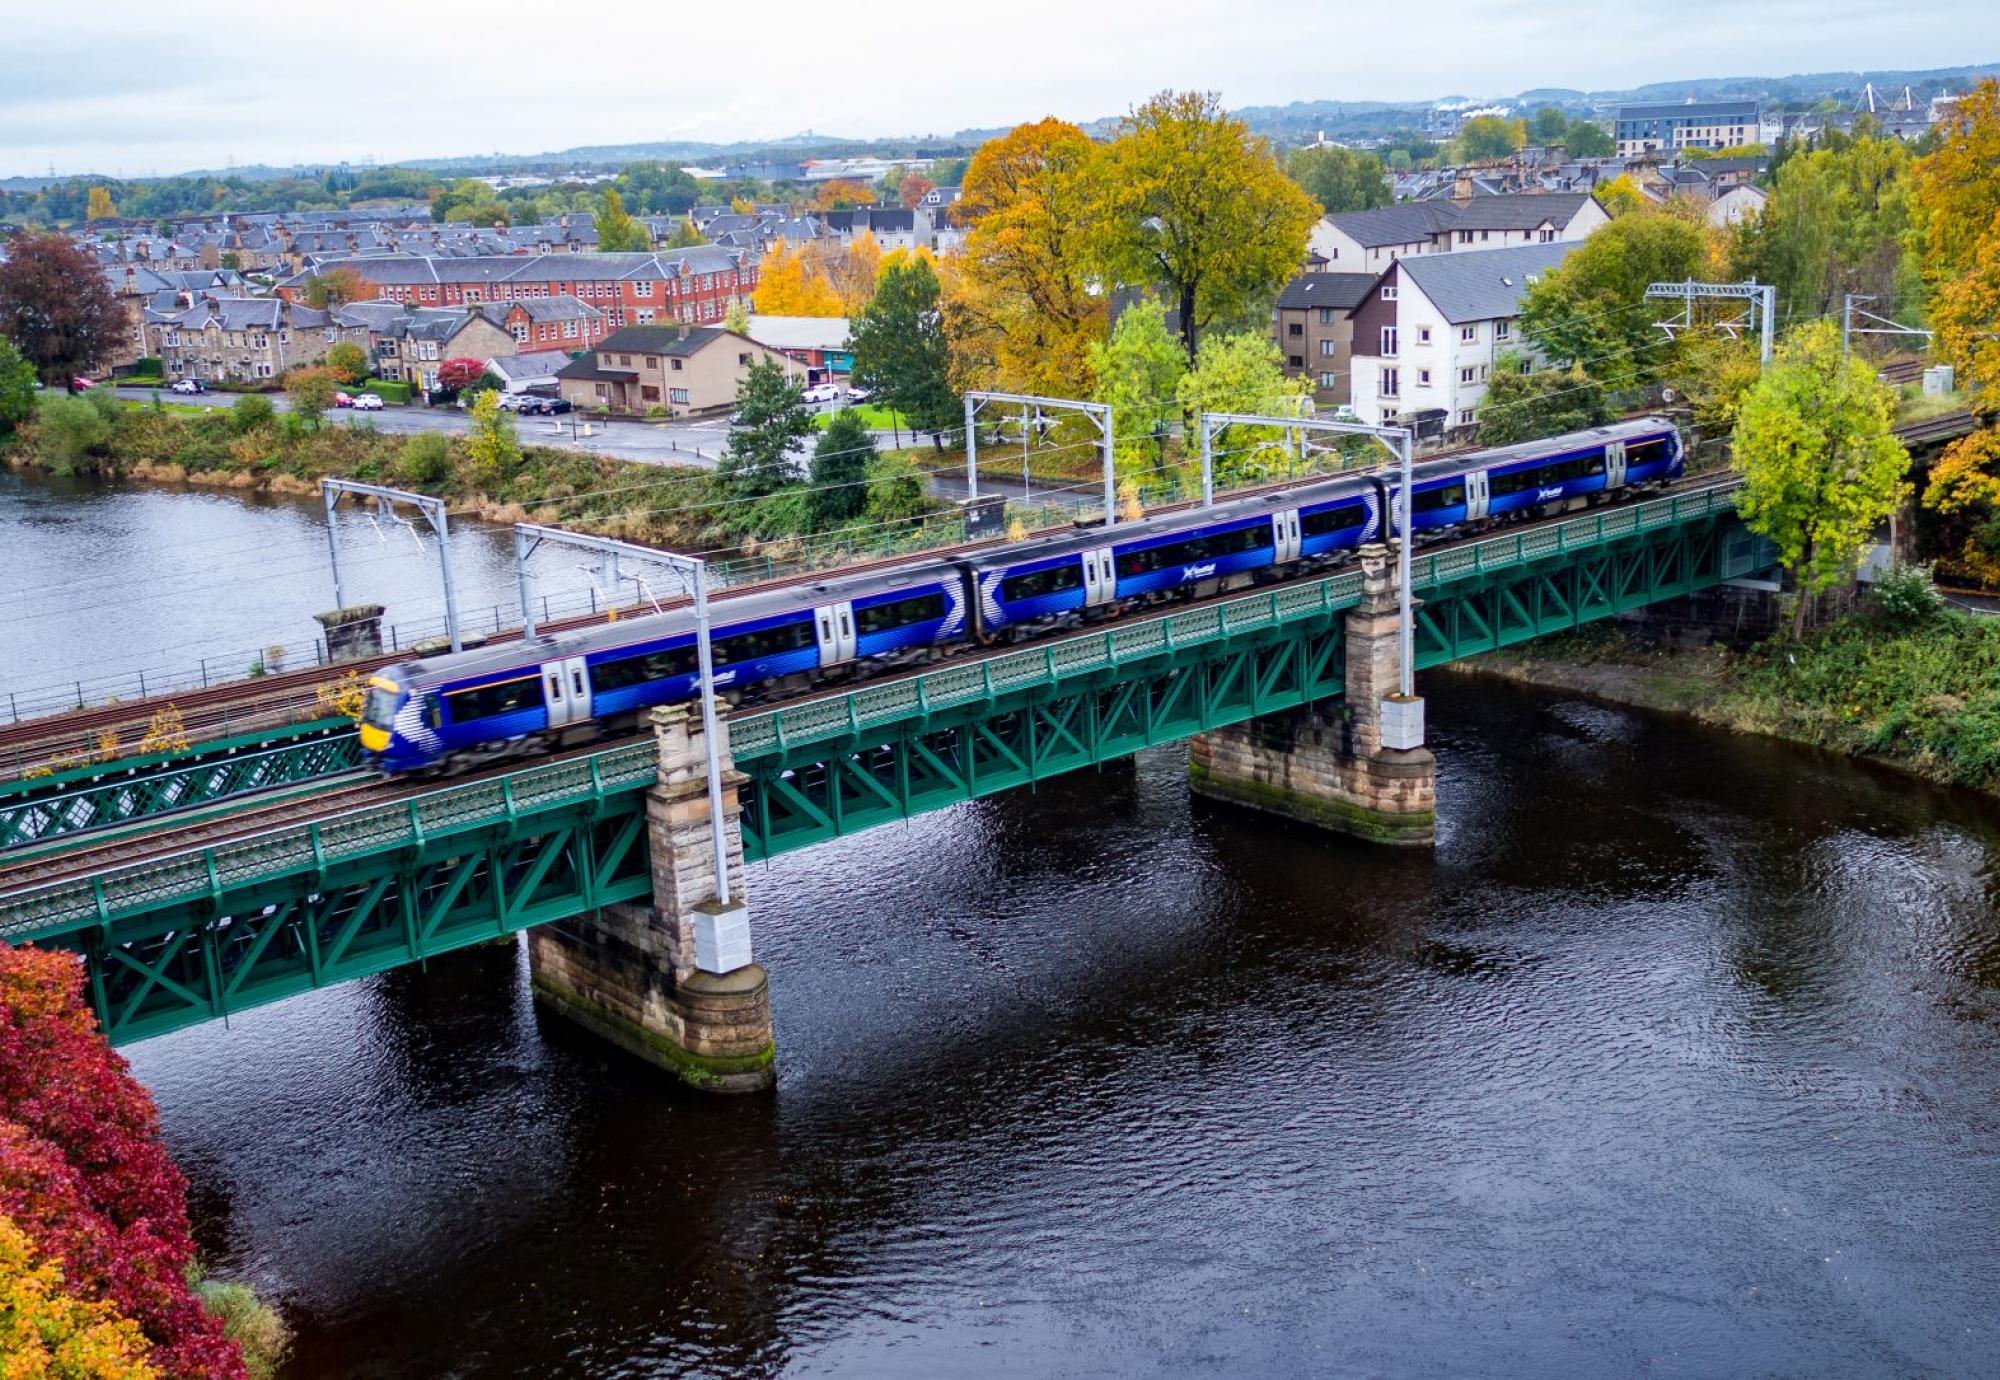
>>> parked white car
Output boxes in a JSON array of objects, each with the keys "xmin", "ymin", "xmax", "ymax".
[
  {"xmin": 350, "ymin": 393, "xmax": 384, "ymax": 411},
  {"xmin": 802, "ymin": 383, "xmax": 841, "ymax": 404},
  {"xmin": 168, "ymin": 378, "xmax": 204, "ymax": 395}
]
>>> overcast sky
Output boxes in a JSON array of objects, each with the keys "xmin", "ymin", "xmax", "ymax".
[{"xmin": 5, "ymin": 0, "xmax": 1996, "ymax": 177}]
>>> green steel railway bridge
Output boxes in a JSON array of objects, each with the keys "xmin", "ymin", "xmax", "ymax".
[{"xmin": 0, "ymin": 478, "xmax": 1780, "ymax": 1084}]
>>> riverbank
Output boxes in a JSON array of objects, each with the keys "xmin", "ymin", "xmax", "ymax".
[{"xmin": 1463, "ymin": 604, "xmax": 2000, "ymax": 797}]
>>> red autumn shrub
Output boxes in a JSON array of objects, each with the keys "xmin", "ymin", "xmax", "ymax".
[{"xmin": 0, "ymin": 944, "xmax": 247, "ymax": 1380}]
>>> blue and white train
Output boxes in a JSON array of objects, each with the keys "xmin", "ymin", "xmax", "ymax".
[{"xmin": 358, "ymin": 417, "xmax": 1682, "ymax": 773}]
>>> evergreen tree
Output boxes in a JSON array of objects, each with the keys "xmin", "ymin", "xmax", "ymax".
[
  {"xmin": 809, "ymin": 409, "xmax": 873, "ymax": 526},
  {"xmin": 719, "ymin": 356, "xmax": 812, "ymax": 499},
  {"xmin": 850, "ymin": 251, "xmax": 959, "ymax": 449}
]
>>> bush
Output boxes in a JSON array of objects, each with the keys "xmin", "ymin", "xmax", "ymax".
[
  {"xmin": 398, "ymin": 431, "xmax": 451, "ymax": 485},
  {"xmin": 0, "ymin": 1215, "xmax": 157, "ymax": 1379},
  {"xmin": 1869, "ymin": 562, "xmax": 1945, "ymax": 629},
  {"xmin": 129, "ymin": 357, "xmax": 163, "ymax": 378},
  {"xmin": 194, "ymin": 1278, "xmax": 289, "ymax": 1380},
  {"xmin": 360, "ymin": 379, "xmax": 411, "ymax": 405},
  {"xmin": 229, "ymin": 394, "xmax": 274, "ymax": 434},
  {"xmin": 34, "ymin": 394, "xmax": 114, "ymax": 473}
]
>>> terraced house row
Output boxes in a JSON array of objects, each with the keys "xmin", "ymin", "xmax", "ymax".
[{"xmin": 276, "ymin": 246, "xmax": 757, "ymax": 328}]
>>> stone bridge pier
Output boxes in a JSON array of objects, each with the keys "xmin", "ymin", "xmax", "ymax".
[
  {"xmin": 528, "ymin": 703, "xmax": 776, "ymax": 1092},
  {"xmin": 1188, "ymin": 543, "xmax": 1436, "ymax": 846}
]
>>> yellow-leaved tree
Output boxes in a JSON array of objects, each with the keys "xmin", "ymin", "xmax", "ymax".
[
  {"xmin": 944, "ymin": 117, "xmax": 1108, "ymax": 399},
  {"xmin": 86, "ymin": 186, "xmax": 117, "ymax": 221},
  {"xmin": 1734, "ymin": 319, "xmax": 1910, "ymax": 632},
  {"xmin": 0, "ymin": 1215, "xmax": 159, "ymax": 1379},
  {"xmin": 752, "ymin": 244, "xmax": 844, "ymax": 317},
  {"xmin": 1090, "ymin": 91, "xmax": 1320, "ymax": 363}
]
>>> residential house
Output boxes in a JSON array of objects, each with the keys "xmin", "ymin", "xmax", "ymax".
[
  {"xmin": 555, "ymin": 325, "xmax": 794, "ymax": 416},
  {"xmin": 1271, "ymin": 272, "xmax": 1377, "ymax": 406},
  {"xmin": 279, "ymin": 247, "xmax": 755, "ymax": 330},
  {"xmin": 151, "ymin": 297, "xmax": 355, "ymax": 383},
  {"xmin": 1307, "ymin": 193, "xmax": 1604, "ymax": 272},
  {"xmin": 1346, "ymin": 241, "xmax": 1580, "ymax": 433},
  {"xmin": 482, "ymin": 295, "xmax": 610, "ymax": 353},
  {"xmin": 1707, "ymin": 183, "xmax": 1768, "ymax": 228},
  {"xmin": 1615, "ymin": 100, "xmax": 1759, "ymax": 156},
  {"xmin": 487, "ymin": 350, "xmax": 578, "ymax": 394}
]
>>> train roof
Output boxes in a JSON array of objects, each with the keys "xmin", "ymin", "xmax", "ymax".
[{"xmin": 393, "ymin": 552, "xmax": 966, "ymax": 688}]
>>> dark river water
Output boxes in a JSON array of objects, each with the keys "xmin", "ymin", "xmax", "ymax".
[
  {"xmin": 116, "ymin": 677, "xmax": 2000, "ymax": 1379},
  {"xmin": 9, "ymin": 473, "xmax": 2000, "ymax": 1377}
]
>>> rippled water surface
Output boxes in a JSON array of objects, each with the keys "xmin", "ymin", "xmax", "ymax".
[{"xmin": 110, "ymin": 672, "xmax": 2000, "ymax": 1378}]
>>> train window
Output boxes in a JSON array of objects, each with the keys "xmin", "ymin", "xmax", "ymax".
[
  {"xmin": 590, "ymin": 644, "xmax": 699, "ymax": 694},
  {"xmin": 1300, "ymin": 503, "xmax": 1366, "ymax": 538},
  {"xmin": 1116, "ymin": 524, "xmax": 1270, "ymax": 578},
  {"xmin": 1626, "ymin": 438, "xmax": 1666, "ymax": 468},
  {"xmin": 1490, "ymin": 452, "xmax": 1606, "ymax": 497},
  {"xmin": 362, "ymin": 686, "xmax": 399, "ymax": 728},
  {"xmin": 1413, "ymin": 483, "xmax": 1466, "ymax": 514},
  {"xmin": 445, "ymin": 675, "xmax": 545, "ymax": 724},
  {"xmin": 713, "ymin": 619, "xmax": 816, "ymax": 666},
  {"xmin": 1001, "ymin": 562, "xmax": 1085, "ymax": 602},
  {"xmin": 855, "ymin": 591, "xmax": 946, "ymax": 636}
]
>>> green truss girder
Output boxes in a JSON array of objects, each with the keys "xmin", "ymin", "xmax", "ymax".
[
  {"xmin": 0, "ymin": 481, "xmax": 1766, "ymax": 1043},
  {"xmin": 0, "ymin": 731, "xmax": 363, "ymax": 851}
]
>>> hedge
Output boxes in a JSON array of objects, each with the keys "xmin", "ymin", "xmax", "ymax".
[{"xmin": 361, "ymin": 379, "xmax": 411, "ymax": 405}]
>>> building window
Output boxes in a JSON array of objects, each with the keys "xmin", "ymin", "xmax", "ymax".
[
  {"xmin": 1288, "ymin": 322, "xmax": 1303, "ymax": 337},
  {"xmin": 618, "ymin": 355, "xmax": 631, "ymax": 366},
  {"xmin": 1417, "ymin": 326, "xmax": 1431, "ymax": 344},
  {"xmin": 1418, "ymin": 368, "xmax": 1431, "ymax": 386},
  {"xmin": 1457, "ymin": 230, "xmax": 1472, "ymax": 244},
  {"xmin": 641, "ymin": 385, "xmax": 660, "ymax": 402},
  {"xmin": 645, "ymin": 356, "xmax": 659, "ymax": 368},
  {"xmin": 670, "ymin": 388, "xmax": 689, "ymax": 404},
  {"xmin": 1460, "ymin": 367, "xmax": 1476, "ymax": 384},
  {"xmin": 1458, "ymin": 408, "xmax": 1475, "ymax": 425},
  {"xmin": 1317, "ymin": 307, "xmax": 1334, "ymax": 324},
  {"xmin": 1381, "ymin": 283, "xmax": 1397, "ymax": 301},
  {"xmin": 1381, "ymin": 366, "xmax": 1399, "ymax": 398},
  {"xmin": 1318, "ymin": 339, "xmax": 1334, "ymax": 358},
  {"xmin": 1380, "ymin": 326, "xmax": 1397, "ymax": 355},
  {"xmin": 1288, "ymin": 355, "xmax": 1304, "ymax": 368},
  {"xmin": 1316, "ymin": 372, "xmax": 1336, "ymax": 388},
  {"xmin": 1539, "ymin": 228, "xmax": 1555, "ymax": 242},
  {"xmin": 1495, "ymin": 319, "xmax": 1511, "ymax": 341},
  {"xmin": 1460, "ymin": 324, "xmax": 1477, "ymax": 343},
  {"xmin": 671, "ymin": 358, "xmax": 683, "ymax": 371},
  {"xmin": 512, "ymin": 325, "xmax": 528, "ymax": 343},
  {"xmin": 737, "ymin": 352, "xmax": 752, "ymax": 366}
]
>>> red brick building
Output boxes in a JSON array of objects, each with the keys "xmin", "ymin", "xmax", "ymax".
[{"xmin": 280, "ymin": 248, "xmax": 755, "ymax": 331}]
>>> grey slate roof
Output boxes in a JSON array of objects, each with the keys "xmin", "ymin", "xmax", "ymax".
[
  {"xmin": 591, "ymin": 325, "xmax": 728, "ymax": 356},
  {"xmin": 1275, "ymin": 272, "xmax": 1377, "ymax": 312},
  {"xmin": 1325, "ymin": 202, "xmax": 1457, "ymax": 247},
  {"xmin": 1394, "ymin": 241, "xmax": 1577, "ymax": 323},
  {"xmin": 1444, "ymin": 192, "xmax": 1594, "ymax": 231}
]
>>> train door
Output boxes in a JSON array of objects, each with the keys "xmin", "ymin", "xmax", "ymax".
[
  {"xmin": 1463, "ymin": 470, "xmax": 1491, "ymax": 521},
  {"xmin": 1081, "ymin": 548, "xmax": 1118, "ymax": 606},
  {"xmin": 814, "ymin": 602, "xmax": 857, "ymax": 666},
  {"xmin": 543, "ymin": 655, "xmax": 593, "ymax": 728},
  {"xmin": 1604, "ymin": 440, "xmax": 1628, "ymax": 489},
  {"xmin": 1271, "ymin": 509, "xmax": 1303, "ymax": 563}
]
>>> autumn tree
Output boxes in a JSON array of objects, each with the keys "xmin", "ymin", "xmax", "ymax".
[
  {"xmin": 461, "ymin": 389, "xmax": 520, "ymax": 489},
  {"xmin": 945, "ymin": 117, "xmax": 1107, "ymax": 397},
  {"xmin": 813, "ymin": 179, "xmax": 873, "ymax": 212},
  {"xmin": 667, "ymin": 218, "xmax": 705, "ymax": 249},
  {"xmin": 1092, "ymin": 91, "xmax": 1320, "ymax": 362},
  {"xmin": 86, "ymin": 186, "xmax": 117, "ymax": 221},
  {"xmin": 1728, "ymin": 129, "xmax": 1916, "ymax": 323},
  {"xmin": 1909, "ymin": 78, "xmax": 2000, "ymax": 284},
  {"xmin": 434, "ymin": 357, "xmax": 488, "ymax": 394},
  {"xmin": 301, "ymin": 266, "xmax": 366, "ymax": 310},
  {"xmin": 1734, "ymin": 319, "xmax": 1909, "ymax": 633},
  {"xmin": 285, "ymin": 367, "xmax": 339, "ymax": 428},
  {"xmin": 0, "ymin": 1215, "xmax": 159, "ymax": 1379},
  {"xmin": 1519, "ymin": 209, "xmax": 1708, "ymax": 388},
  {"xmin": 1474, "ymin": 357, "xmax": 1612, "ymax": 445},
  {"xmin": 898, "ymin": 175, "xmax": 936, "ymax": 210},
  {"xmin": 1285, "ymin": 145, "xmax": 1389, "ymax": 215},
  {"xmin": 720, "ymin": 356, "xmax": 812, "ymax": 498},
  {"xmin": 1454, "ymin": 115, "xmax": 1521, "ymax": 162},
  {"xmin": 0, "ymin": 234, "xmax": 126, "ymax": 387},
  {"xmin": 752, "ymin": 244, "xmax": 843, "ymax": 317},
  {"xmin": 1089, "ymin": 297, "xmax": 1186, "ymax": 479},
  {"xmin": 812, "ymin": 232, "xmax": 881, "ymax": 315},
  {"xmin": 595, "ymin": 187, "xmax": 649, "ymax": 252},
  {"xmin": 1592, "ymin": 174, "xmax": 1649, "ymax": 218},
  {"xmin": 324, "ymin": 340, "xmax": 369, "ymax": 385},
  {"xmin": 849, "ymin": 249, "xmax": 958, "ymax": 447}
]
